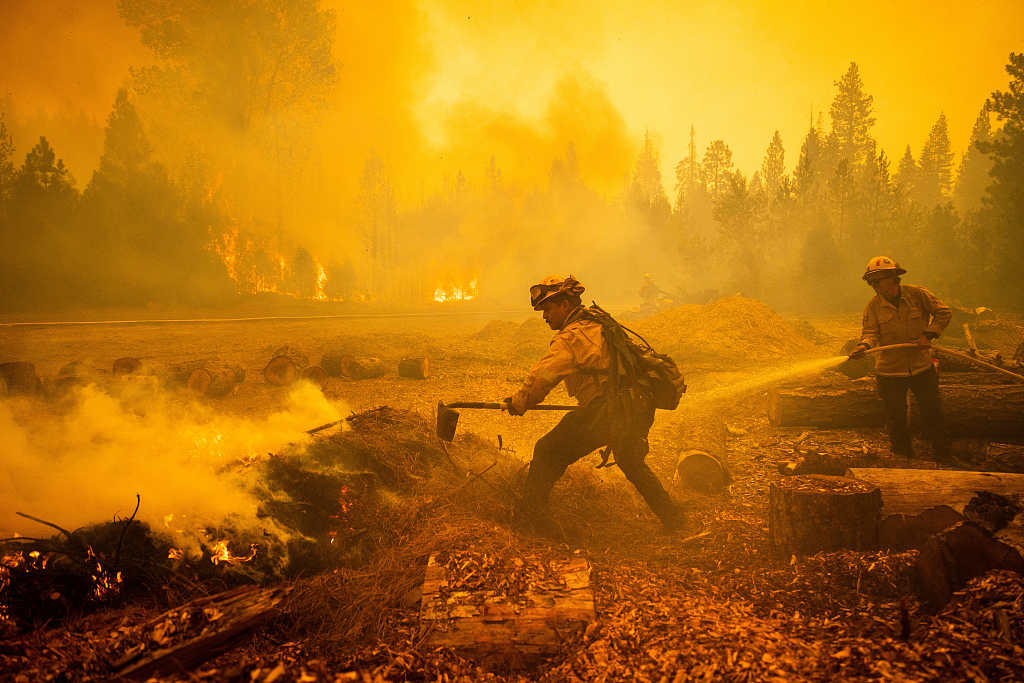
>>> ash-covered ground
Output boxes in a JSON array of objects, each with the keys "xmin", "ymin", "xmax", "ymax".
[{"xmin": 2, "ymin": 299, "xmax": 1023, "ymax": 682}]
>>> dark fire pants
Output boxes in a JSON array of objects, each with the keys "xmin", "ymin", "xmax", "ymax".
[
  {"xmin": 520, "ymin": 395, "xmax": 676, "ymax": 523},
  {"xmin": 876, "ymin": 366, "xmax": 949, "ymax": 460}
]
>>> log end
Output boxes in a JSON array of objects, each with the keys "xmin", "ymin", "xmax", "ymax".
[
  {"xmin": 675, "ymin": 449, "xmax": 730, "ymax": 493},
  {"xmin": 264, "ymin": 356, "xmax": 298, "ymax": 386}
]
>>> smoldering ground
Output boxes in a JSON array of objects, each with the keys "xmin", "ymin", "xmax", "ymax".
[{"xmin": 0, "ymin": 381, "xmax": 347, "ymax": 554}]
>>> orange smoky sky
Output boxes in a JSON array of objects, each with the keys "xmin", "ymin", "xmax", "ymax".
[{"xmin": 1, "ymin": 0, "xmax": 1021, "ymax": 191}]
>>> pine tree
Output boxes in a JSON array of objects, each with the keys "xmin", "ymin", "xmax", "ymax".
[
  {"xmin": 896, "ymin": 145, "xmax": 918, "ymax": 197},
  {"xmin": 830, "ymin": 62, "xmax": 876, "ymax": 167},
  {"xmin": 674, "ymin": 124, "xmax": 700, "ymax": 211},
  {"xmin": 917, "ymin": 113, "xmax": 955, "ymax": 206},
  {"xmin": 977, "ymin": 52, "xmax": 1024, "ymax": 308},
  {"xmin": 954, "ymin": 104, "xmax": 994, "ymax": 214},
  {"xmin": 702, "ymin": 139, "xmax": 734, "ymax": 200},
  {"xmin": 795, "ymin": 124, "xmax": 825, "ymax": 202},
  {"xmin": 760, "ymin": 130, "xmax": 786, "ymax": 199},
  {"xmin": 627, "ymin": 130, "xmax": 670, "ymax": 221},
  {"xmin": 0, "ymin": 111, "xmax": 14, "ymax": 205}
]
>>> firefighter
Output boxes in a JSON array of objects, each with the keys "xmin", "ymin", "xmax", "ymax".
[
  {"xmin": 849, "ymin": 257, "xmax": 952, "ymax": 461},
  {"xmin": 504, "ymin": 275, "xmax": 686, "ymax": 533}
]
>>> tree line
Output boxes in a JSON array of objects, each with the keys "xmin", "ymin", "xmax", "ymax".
[{"xmin": 1, "ymin": 32, "xmax": 1022, "ymax": 312}]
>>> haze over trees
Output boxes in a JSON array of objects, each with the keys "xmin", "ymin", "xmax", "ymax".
[{"xmin": 0, "ymin": 1, "xmax": 1022, "ymax": 316}]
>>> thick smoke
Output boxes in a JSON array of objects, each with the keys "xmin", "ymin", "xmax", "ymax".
[{"xmin": 0, "ymin": 382, "xmax": 347, "ymax": 548}]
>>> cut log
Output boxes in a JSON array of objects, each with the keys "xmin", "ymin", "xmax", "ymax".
[
  {"xmin": 110, "ymin": 585, "xmax": 289, "ymax": 680},
  {"xmin": 419, "ymin": 552, "xmax": 594, "ymax": 669},
  {"xmin": 263, "ymin": 346, "xmax": 309, "ymax": 386},
  {"xmin": 0, "ymin": 362, "xmax": 40, "ymax": 395},
  {"xmin": 915, "ymin": 521, "xmax": 1024, "ymax": 610},
  {"xmin": 113, "ymin": 357, "xmax": 142, "ymax": 376},
  {"xmin": 909, "ymin": 384, "xmax": 1024, "ymax": 437},
  {"xmin": 878, "ymin": 505, "xmax": 964, "ymax": 551},
  {"xmin": 985, "ymin": 442, "xmax": 1024, "ymax": 472},
  {"xmin": 768, "ymin": 380, "xmax": 885, "ymax": 428},
  {"xmin": 673, "ymin": 418, "xmax": 730, "ymax": 493},
  {"xmin": 53, "ymin": 361, "xmax": 95, "ymax": 397},
  {"xmin": 301, "ymin": 365, "xmax": 328, "ymax": 387},
  {"xmin": 845, "ymin": 467, "xmax": 1024, "ymax": 516},
  {"xmin": 190, "ymin": 361, "xmax": 245, "ymax": 397},
  {"xmin": 339, "ymin": 356, "xmax": 386, "ymax": 380},
  {"xmin": 398, "ymin": 356, "xmax": 430, "ymax": 379},
  {"xmin": 0, "ymin": 361, "xmax": 40, "ymax": 396},
  {"xmin": 768, "ymin": 475, "xmax": 881, "ymax": 556},
  {"xmin": 170, "ymin": 360, "xmax": 245, "ymax": 397},
  {"xmin": 320, "ymin": 350, "xmax": 347, "ymax": 377}
]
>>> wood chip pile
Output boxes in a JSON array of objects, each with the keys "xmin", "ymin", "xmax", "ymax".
[{"xmin": 633, "ymin": 296, "xmax": 820, "ymax": 368}]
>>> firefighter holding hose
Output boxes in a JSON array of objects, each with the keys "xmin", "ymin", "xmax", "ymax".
[
  {"xmin": 849, "ymin": 257, "xmax": 952, "ymax": 462},
  {"xmin": 504, "ymin": 275, "xmax": 687, "ymax": 534}
]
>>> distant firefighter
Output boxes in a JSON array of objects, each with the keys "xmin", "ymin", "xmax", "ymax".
[
  {"xmin": 849, "ymin": 257, "xmax": 952, "ymax": 462},
  {"xmin": 504, "ymin": 275, "xmax": 687, "ymax": 534}
]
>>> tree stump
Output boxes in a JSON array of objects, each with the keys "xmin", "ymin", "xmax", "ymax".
[
  {"xmin": 113, "ymin": 357, "xmax": 142, "ymax": 376},
  {"xmin": 769, "ymin": 475, "xmax": 881, "ymax": 556},
  {"xmin": 263, "ymin": 346, "xmax": 309, "ymax": 386},
  {"xmin": 0, "ymin": 361, "xmax": 40, "ymax": 396},
  {"xmin": 673, "ymin": 418, "xmax": 730, "ymax": 493},
  {"xmin": 301, "ymin": 365, "xmax": 328, "ymax": 387},
  {"xmin": 398, "ymin": 356, "xmax": 430, "ymax": 379}
]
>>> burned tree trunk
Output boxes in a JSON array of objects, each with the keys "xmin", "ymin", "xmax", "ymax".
[
  {"xmin": 768, "ymin": 381, "xmax": 885, "ymax": 428},
  {"xmin": 909, "ymin": 385, "xmax": 1024, "ymax": 437},
  {"xmin": 0, "ymin": 361, "xmax": 40, "ymax": 396},
  {"xmin": 673, "ymin": 418, "xmax": 730, "ymax": 493},
  {"xmin": 398, "ymin": 356, "xmax": 430, "ymax": 379},
  {"xmin": 263, "ymin": 346, "xmax": 308, "ymax": 386},
  {"xmin": 769, "ymin": 475, "xmax": 881, "ymax": 556}
]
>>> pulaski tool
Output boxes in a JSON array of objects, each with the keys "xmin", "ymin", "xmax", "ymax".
[{"xmin": 436, "ymin": 401, "xmax": 576, "ymax": 441}]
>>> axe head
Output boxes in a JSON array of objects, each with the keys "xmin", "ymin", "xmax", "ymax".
[{"xmin": 436, "ymin": 401, "xmax": 460, "ymax": 442}]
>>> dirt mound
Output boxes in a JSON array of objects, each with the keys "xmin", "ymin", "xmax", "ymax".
[
  {"xmin": 474, "ymin": 320, "xmax": 519, "ymax": 341},
  {"xmin": 633, "ymin": 295, "xmax": 819, "ymax": 368}
]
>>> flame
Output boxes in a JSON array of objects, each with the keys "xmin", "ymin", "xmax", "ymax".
[
  {"xmin": 168, "ymin": 548, "xmax": 184, "ymax": 560},
  {"xmin": 315, "ymin": 261, "xmax": 328, "ymax": 300},
  {"xmin": 86, "ymin": 546, "xmax": 123, "ymax": 602},
  {"xmin": 433, "ymin": 278, "xmax": 479, "ymax": 303},
  {"xmin": 209, "ymin": 540, "xmax": 259, "ymax": 566}
]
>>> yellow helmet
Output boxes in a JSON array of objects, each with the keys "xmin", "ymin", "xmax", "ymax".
[
  {"xmin": 529, "ymin": 275, "xmax": 585, "ymax": 310},
  {"xmin": 862, "ymin": 256, "xmax": 906, "ymax": 282}
]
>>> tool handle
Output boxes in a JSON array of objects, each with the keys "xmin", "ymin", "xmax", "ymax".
[
  {"xmin": 443, "ymin": 401, "xmax": 577, "ymax": 410},
  {"xmin": 934, "ymin": 345, "xmax": 1024, "ymax": 382}
]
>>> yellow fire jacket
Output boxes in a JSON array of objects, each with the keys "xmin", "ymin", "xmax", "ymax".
[
  {"xmin": 859, "ymin": 284, "xmax": 952, "ymax": 376},
  {"xmin": 509, "ymin": 307, "xmax": 610, "ymax": 412}
]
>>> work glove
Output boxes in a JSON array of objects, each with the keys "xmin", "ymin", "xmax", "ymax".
[
  {"xmin": 503, "ymin": 396, "xmax": 527, "ymax": 416},
  {"xmin": 848, "ymin": 343, "xmax": 869, "ymax": 359}
]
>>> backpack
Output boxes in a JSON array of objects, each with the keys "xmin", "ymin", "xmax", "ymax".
[{"xmin": 578, "ymin": 303, "xmax": 687, "ymax": 410}]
